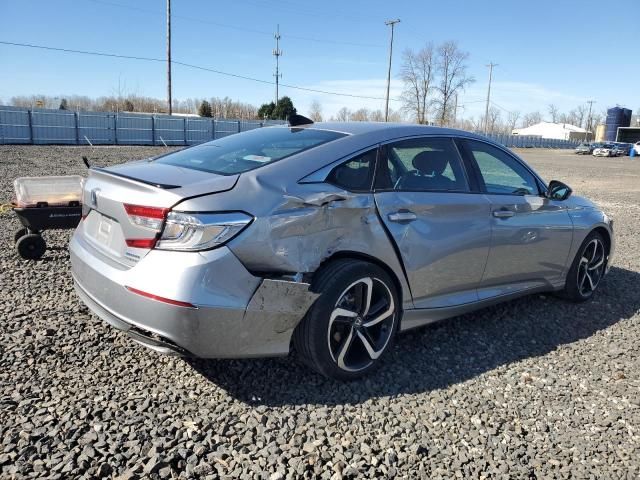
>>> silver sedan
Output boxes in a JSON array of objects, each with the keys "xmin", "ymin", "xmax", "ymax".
[{"xmin": 70, "ymin": 121, "xmax": 614, "ymax": 380}]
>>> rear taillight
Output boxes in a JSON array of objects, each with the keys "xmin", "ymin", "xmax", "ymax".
[
  {"xmin": 123, "ymin": 203, "xmax": 169, "ymax": 249},
  {"xmin": 124, "ymin": 204, "xmax": 169, "ymax": 230},
  {"xmin": 156, "ymin": 211, "xmax": 253, "ymax": 251},
  {"xmin": 122, "ymin": 204, "xmax": 252, "ymax": 251}
]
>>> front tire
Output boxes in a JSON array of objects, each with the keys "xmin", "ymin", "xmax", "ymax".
[
  {"xmin": 562, "ymin": 231, "xmax": 607, "ymax": 302},
  {"xmin": 294, "ymin": 260, "xmax": 399, "ymax": 380}
]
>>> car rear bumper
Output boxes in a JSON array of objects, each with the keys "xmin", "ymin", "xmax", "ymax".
[{"xmin": 70, "ymin": 231, "xmax": 318, "ymax": 358}]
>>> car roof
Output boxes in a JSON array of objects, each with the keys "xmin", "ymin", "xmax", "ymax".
[{"xmin": 284, "ymin": 121, "xmax": 489, "ymax": 141}]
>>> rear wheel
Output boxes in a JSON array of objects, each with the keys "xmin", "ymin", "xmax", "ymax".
[
  {"xmin": 562, "ymin": 231, "xmax": 607, "ymax": 302},
  {"xmin": 294, "ymin": 260, "xmax": 399, "ymax": 380},
  {"xmin": 16, "ymin": 234, "xmax": 46, "ymax": 260}
]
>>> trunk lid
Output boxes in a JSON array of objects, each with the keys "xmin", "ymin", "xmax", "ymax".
[{"xmin": 78, "ymin": 162, "xmax": 238, "ymax": 267}]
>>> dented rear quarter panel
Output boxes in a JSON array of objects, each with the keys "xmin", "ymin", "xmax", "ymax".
[{"xmin": 174, "ymin": 132, "xmax": 414, "ymax": 310}]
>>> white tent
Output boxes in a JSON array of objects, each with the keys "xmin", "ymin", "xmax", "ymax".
[{"xmin": 512, "ymin": 122, "xmax": 587, "ymax": 140}]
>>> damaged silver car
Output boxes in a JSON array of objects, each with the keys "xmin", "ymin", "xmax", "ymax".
[{"xmin": 70, "ymin": 121, "xmax": 614, "ymax": 379}]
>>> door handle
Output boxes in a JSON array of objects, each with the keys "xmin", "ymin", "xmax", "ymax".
[
  {"xmin": 388, "ymin": 211, "xmax": 417, "ymax": 222},
  {"xmin": 493, "ymin": 209, "xmax": 515, "ymax": 218}
]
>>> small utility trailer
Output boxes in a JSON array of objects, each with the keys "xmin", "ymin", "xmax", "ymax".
[{"xmin": 12, "ymin": 176, "xmax": 84, "ymax": 259}]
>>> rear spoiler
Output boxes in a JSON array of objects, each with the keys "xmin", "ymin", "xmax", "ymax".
[{"xmin": 91, "ymin": 167, "xmax": 181, "ymax": 190}]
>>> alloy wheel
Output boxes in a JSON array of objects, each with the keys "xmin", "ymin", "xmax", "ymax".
[
  {"xmin": 577, "ymin": 238, "xmax": 605, "ymax": 297},
  {"xmin": 327, "ymin": 277, "xmax": 396, "ymax": 372}
]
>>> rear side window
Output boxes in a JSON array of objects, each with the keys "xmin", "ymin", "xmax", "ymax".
[
  {"xmin": 327, "ymin": 149, "xmax": 377, "ymax": 192},
  {"xmin": 377, "ymin": 137, "xmax": 469, "ymax": 192},
  {"xmin": 466, "ymin": 140, "xmax": 539, "ymax": 196},
  {"xmin": 155, "ymin": 127, "xmax": 347, "ymax": 175}
]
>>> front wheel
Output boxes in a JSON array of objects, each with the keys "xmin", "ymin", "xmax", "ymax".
[
  {"xmin": 562, "ymin": 231, "xmax": 607, "ymax": 302},
  {"xmin": 294, "ymin": 260, "xmax": 399, "ymax": 380}
]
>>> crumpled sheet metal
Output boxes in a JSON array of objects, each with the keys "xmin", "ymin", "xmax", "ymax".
[
  {"xmin": 237, "ymin": 279, "xmax": 320, "ymax": 357},
  {"xmin": 230, "ymin": 179, "xmax": 383, "ymax": 273}
]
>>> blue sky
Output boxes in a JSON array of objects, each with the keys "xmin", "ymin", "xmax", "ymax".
[{"xmin": 0, "ymin": 0, "xmax": 638, "ymax": 120}]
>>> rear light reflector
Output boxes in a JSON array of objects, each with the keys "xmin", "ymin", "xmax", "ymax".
[
  {"xmin": 125, "ymin": 238, "xmax": 158, "ymax": 249},
  {"xmin": 125, "ymin": 286, "xmax": 197, "ymax": 309}
]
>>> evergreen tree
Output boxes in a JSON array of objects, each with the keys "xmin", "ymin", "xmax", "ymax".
[
  {"xmin": 258, "ymin": 101, "xmax": 276, "ymax": 120},
  {"xmin": 273, "ymin": 96, "xmax": 296, "ymax": 120},
  {"xmin": 198, "ymin": 100, "xmax": 212, "ymax": 117}
]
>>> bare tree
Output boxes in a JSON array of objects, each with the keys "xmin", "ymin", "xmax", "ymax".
[
  {"xmin": 522, "ymin": 111, "xmax": 542, "ymax": 127},
  {"xmin": 308, "ymin": 100, "xmax": 323, "ymax": 122},
  {"xmin": 506, "ymin": 110, "xmax": 521, "ymax": 132},
  {"xmin": 574, "ymin": 104, "xmax": 587, "ymax": 128},
  {"xmin": 548, "ymin": 104, "xmax": 559, "ymax": 123},
  {"xmin": 370, "ymin": 109, "xmax": 385, "ymax": 122},
  {"xmin": 400, "ymin": 43, "xmax": 435, "ymax": 124},
  {"xmin": 484, "ymin": 106, "xmax": 501, "ymax": 133},
  {"xmin": 335, "ymin": 107, "xmax": 351, "ymax": 122},
  {"xmin": 433, "ymin": 41, "xmax": 474, "ymax": 126},
  {"xmin": 350, "ymin": 108, "xmax": 371, "ymax": 121}
]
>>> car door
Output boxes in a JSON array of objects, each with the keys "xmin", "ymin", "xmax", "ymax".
[
  {"xmin": 459, "ymin": 139, "xmax": 573, "ymax": 297},
  {"xmin": 374, "ymin": 136, "xmax": 492, "ymax": 309}
]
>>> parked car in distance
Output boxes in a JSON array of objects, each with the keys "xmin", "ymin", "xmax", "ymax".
[
  {"xmin": 574, "ymin": 143, "xmax": 591, "ymax": 154},
  {"xmin": 593, "ymin": 144, "xmax": 616, "ymax": 157},
  {"xmin": 614, "ymin": 143, "xmax": 631, "ymax": 156},
  {"xmin": 70, "ymin": 121, "xmax": 615, "ymax": 380}
]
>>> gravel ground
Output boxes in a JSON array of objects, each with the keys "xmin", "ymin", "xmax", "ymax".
[{"xmin": 1, "ymin": 145, "xmax": 639, "ymax": 479}]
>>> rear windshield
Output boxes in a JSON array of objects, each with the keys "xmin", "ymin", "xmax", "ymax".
[{"xmin": 155, "ymin": 127, "xmax": 347, "ymax": 175}]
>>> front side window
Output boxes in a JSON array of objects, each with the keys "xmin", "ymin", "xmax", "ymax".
[
  {"xmin": 156, "ymin": 127, "xmax": 347, "ymax": 175},
  {"xmin": 466, "ymin": 140, "xmax": 539, "ymax": 195},
  {"xmin": 377, "ymin": 137, "xmax": 469, "ymax": 192},
  {"xmin": 327, "ymin": 149, "xmax": 377, "ymax": 192}
]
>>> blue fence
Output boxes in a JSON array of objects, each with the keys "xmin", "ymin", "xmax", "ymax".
[
  {"xmin": 479, "ymin": 132, "xmax": 580, "ymax": 149},
  {"xmin": 0, "ymin": 105, "xmax": 580, "ymax": 149},
  {"xmin": 0, "ymin": 106, "xmax": 283, "ymax": 146}
]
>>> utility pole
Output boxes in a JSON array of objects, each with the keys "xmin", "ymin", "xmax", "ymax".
[
  {"xmin": 384, "ymin": 19, "xmax": 400, "ymax": 122},
  {"xmin": 585, "ymin": 100, "xmax": 595, "ymax": 141},
  {"xmin": 484, "ymin": 62, "xmax": 498, "ymax": 134},
  {"xmin": 453, "ymin": 93, "xmax": 458, "ymax": 126},
  {"xmin": 273, "ymin": 25, "xmax": 282, "ymax": 106},
  {"xmin": 166, "ymin": 0, "xmax": 172, "ymax": 115}
]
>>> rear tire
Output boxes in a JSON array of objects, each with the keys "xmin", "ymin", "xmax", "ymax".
[
  {"xmin": 562, "ymin": 231, "xmax": 607, "ymax": 302},
  {"xmin": 16, "ymin": 234, "xmax": 46, "ymax": 260},
  {"xmin": 294, "ymin": 260, "xmax": 400, "ymax": 380}
]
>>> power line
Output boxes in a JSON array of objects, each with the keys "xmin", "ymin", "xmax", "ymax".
[
  {"xmin": 489, "ymin": 101, "xmax": 514, "ymax": 114},
  {"xmin": 86, "ymin": 0, "xmax": 383, "ymax": 48},
  {"xmin": 0, "ymin": 40, "xmax": 397, "ymax": 101}
]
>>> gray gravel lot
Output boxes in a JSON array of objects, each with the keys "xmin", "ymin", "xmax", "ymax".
[{"xmin": 1, "ymin": 145, "xmax": 639, "ymax": 479}]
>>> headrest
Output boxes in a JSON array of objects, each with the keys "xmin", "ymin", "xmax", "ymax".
[{"xmin": 412, "ymin": 150, "xmax": 448, "ymax": 175}]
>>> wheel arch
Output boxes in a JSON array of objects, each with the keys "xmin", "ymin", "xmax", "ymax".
[
  {"xmin": 313, "ymin": 250, "xmax": 405, "ymax": 315},
  {"xmin": 592, "ymin": 226, "xmax": 612, "ymax": 262}
]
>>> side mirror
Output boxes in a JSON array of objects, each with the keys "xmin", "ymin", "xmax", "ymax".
[{"xmin": 547, "ymin": 180, "xmax": 572, "ymax": 201}]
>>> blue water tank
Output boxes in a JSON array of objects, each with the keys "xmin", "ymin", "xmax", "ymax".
[{"xmin": 605, "ymin": 107, "xmax": 632, "ymax": 141}]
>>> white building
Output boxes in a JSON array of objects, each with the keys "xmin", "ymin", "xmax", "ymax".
[{"xmin": 512, "ymin": 122, "xmax": 588, "ymax": 140}]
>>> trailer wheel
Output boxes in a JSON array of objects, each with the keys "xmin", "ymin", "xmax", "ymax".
[
  {"xmin": 14, "ymin": 228, "xmax": 29, "ymax": 243},
  {"xmin": 16, "ymin": 234, "xmax": 46, "ymax": 260}
]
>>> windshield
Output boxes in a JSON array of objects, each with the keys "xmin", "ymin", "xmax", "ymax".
[{"xmin": 155, "ymin": 127, "xmax": 347, "ymax": 175}]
